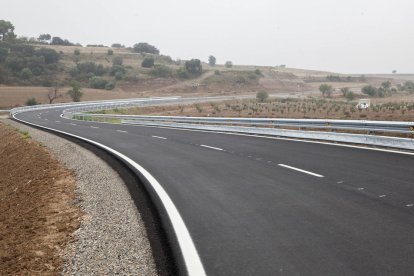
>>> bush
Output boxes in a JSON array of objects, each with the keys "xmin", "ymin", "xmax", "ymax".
[
  {"xmin": 133, "ymin": 42, "xmax": 159, "ymax": 54},
  {"xmin": 185, "ymin": 59, "xmax": 202, "ymax": 75},
  {"xmin": 67, "ymin": 81, "xmax": 82, "ymax": 102},
  {"xmin": 110, "ymin": 65, "xmax": 126, "ymax": 76},
  {"xmin": 141, "ymin": 57, "xmax": 155, "ymax": 68},
  {"xmin": 225, "ymin": 61, "xmax": 233, "ymax": 68},
  {"xmin": 115, "ymin": 71, "xmax": 123, "ymax": 80},
  {"xmin": 256, "ymin": 91, "xmax": 269, "ymax": 102},
  {"xmin": 89, "ymin": 76, "xmax": 108, "ymax": 89},
  {"xmin": 20, "ymin": 67, "xmax": 33, "ymax": 79},
  {"xmin": 255, "ymin": 69, "xmax": 262, "ymax": 76},
  {"xmin": 107, "ymin": 49, "xmax": 113, "ymax": 55},
  {"xmin": 150, "ymin": 65, "xmax": 172, "ymax": 77},
  {"xmin": 112, "ymin": 56, "xmax": 123, "ymax": 66},
  {"xmin": 176, "ymin": 67, "xmax": 189, "ymax": 79},
  {"xmin": 319, "ymin": 84, "xmax": 333, "ymax": 97},
  {"xmin": 25, "ymin": 97, "xmax": 38, "ymax": 106},
  {"xmin": 214, "ymin": 70, "xmax": 220, "ymax": 75},
  {"xmin": 111, "ymin": 43, "xmax": 124, "ymax": 48},
  {"xmin": 74, "ymin": 48, "xmax": 80, "ymax": 55},
  {"xmin": 105, "ymin": 82, "xmax": 115, "ymax": 90},
  {"xmin": 362, "ymin": 85, "xmax": 378, "ymax": 97}
]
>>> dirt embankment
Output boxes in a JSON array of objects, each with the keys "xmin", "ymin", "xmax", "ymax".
[{"xmin": 0, "ymin": 123, "xmax": 82, "ymax": 274}]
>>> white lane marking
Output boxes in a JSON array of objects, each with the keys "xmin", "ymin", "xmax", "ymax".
[
  {"xmin": 55, "ymin": 120, "xmax": 60, "ymax": 123},
  {"xmin": 152, "ymin": 135, "xmax": 167, "ymax": 140},
  {"xmin": 116, "ymin": 130, "xmax": 128, "ymax": 133},
  {"xmin": 337, "ymin": 180, "xmax": 344, "ymax": 184},
  {"xmin": 44, "ymin": 118, "xmax": 48, "ymax": 121},
  {"xmin": 379, "ymin": 195, "xmax": 386, "ymax": 198},
  {"xmin": 70, "ymin": 123, "xmax": 77, "ymax": 126},
  {"xmin": 12, "ymin": 112, "xmax": 206, "ymax": 276},
  {"xmin": 278, "ymin": 164, "xmax": 324, "ymax": 178},
  {"xmin": 200, "ymin": 144, "xmax": 224, "ymax": 151},
  {"xmin": 267, "ymin": 160, "xmax": 272, "ymax": 163},
  {"xmin": 406, "ymin": 204, "xmax": 413, "ymax": 207},
  {"xmin": 357, "ymin": 187, "xmax": 365, "ymax": 191},
  {"xmin": 90, "ymin": 126, "xmax": 99, "ymax": 129},
  {"xmin": 125, "ymin": 124, "xmax": 414, "ymax": 157}
]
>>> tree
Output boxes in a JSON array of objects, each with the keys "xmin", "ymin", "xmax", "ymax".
[
  {"xmin": 256, "ymin": 91, "xmax": 269, "ymax": 102},
  {"xmin": 185, "ymin": 59, "xmax": 202, "ymax": 75},
  {"xmin": 89, "ymin": 76, "xmax": 108, "ymax": 89},
  {"xmin": 133, "ymin": 42, "xmax": 159, "ymax": 54},
  {"xmin": 47, "ymin": 85, "xmax": 62, "ymax": 104},
  {"xmin": 35, "ymin": 48, "xmax": 60, "ymax": 64},
  {"xmin": 340, "ymin": 87, "xmax": 350, "ymax": 96},
  {"xmin": 362, "ymin": 85, "xmax": 378, "ymax": 97},
  {"xmin": 67, "ymin": 81, "xmax": 82, "ymax": 102},
  {"xmin": 319, "ymin": 84, "xmax": 333, "ymax": 97},
  {"xmin": 345, "ymin": 91, "xmax": 356, "ymax": 101},
  {"xmin": 112, "ymin": 56, "xmax": 123, "ymax": 66},
  {"xmin": 38, "ymin": 34, "xmax": 51, "ymax": 42},
  {"xmin": 25, "ymin": 97, "xmax": 38, "ymax": 106},
  {"xmin": 141, "ymin": 57, "xmax": 155, "ymax": 68},
  {"xmin": 111, "ymin": 43, "xmax": 124, "ymax": 48},
  {"xmin": 0, "ymin": 20, "xmax": 15, "ymax": 41},
  {"xmin": 20, "ymin": 68, "xmax": 33, "ymax": 79},
  {"xmin": 208, "ymin": 55, "xmax": 216, "ymax": 66},
  {"xmin": 225, "ymin": 61, "xmax": 233, "ymax": 68}
]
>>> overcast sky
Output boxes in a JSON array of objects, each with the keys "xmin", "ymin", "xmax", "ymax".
[{"xmin": 4, "ymin": 0, "xmax": 414, "ymax": 73}]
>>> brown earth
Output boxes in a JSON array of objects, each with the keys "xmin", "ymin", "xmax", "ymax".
[{"xmin": 0, "ymin": 123, "xmax": 82, "ymax": 275}]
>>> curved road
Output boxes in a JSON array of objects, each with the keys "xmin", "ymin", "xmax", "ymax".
[{"xmin": 15, "ymin": 107, "xmax": 414, "ymax": 276}]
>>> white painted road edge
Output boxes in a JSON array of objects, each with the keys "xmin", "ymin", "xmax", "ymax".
[
  {"xmin": 12, "ymin": 112, "xmax": 206, "ymax": 276},
  {"xmin": 278, "ymin": 164, "xmax": 324, "ymax": 178}
]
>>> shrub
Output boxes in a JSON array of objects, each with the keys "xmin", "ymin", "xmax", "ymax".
[
  {"xmin": 150, "ymin": 65, "xmax": 172, "ymax": 77},
  {"xmin": 20, "ymin": 67, "xmax": 33, "ymax": 79},
  {"xmin": 208, "ymin": 55, "xmax": 216, "ymax": 66},
  {"xmin": 110, "ymin": 65, "xmax": 126, "ymax": 76},
  {"xmin": 185, "ymin": 59, "xmax": 202, "ymax": 75},
  {"xmin": 362, "ymin": 85, "xmax": 378, "ymax": 97},
  {"xmin": 89, "ymin": 76, "xmax": 108, "ymax": 89},
  {"xmin": 214, "ymin": 70, "xmax": 220, "ymax": 75},
  {"xmin": 74, "ymin": 48, "xmax": 80, "ymax": 55},
  {"xmin": 319, "ymin": 84, "xmax": 333, "ymax": 97},
  {"xmin": 176, "ymin": 67, "xmax": 189, "ymax": 79},
  {"xmin": 141, "ymin": 57, "xmax": 155, "ymax": 68},
  {"xmin": 112, "ymin": 56, "xmax": 123, "ymax": 66},
  {"xmin": 133, "ymin": 42, "xmax": 160, "ymax": 54},
  {"xmin": 225, "ymin": 61, "xmax": 233, "ymax": 68},
  {"xmin": 107, "ymin": 49, "xmax": 113, "ymax": 55},
  {"xmin": 115, "ymin": 71, "xmax": 123, "ymax": 80},
  {"xmin": 256, "ymin": 91, "xmax": 269, "ymax": 102},
  {"xmin": 67, "ymin": 81, "xmax": 82, "ymax": 102},
  {"xmin": 25, "ymin": 97, "xmax": 38, "ymax": 106},
  {"xmin": 105, "ymin": 82, "xmax": 115, "ymax": 90}
]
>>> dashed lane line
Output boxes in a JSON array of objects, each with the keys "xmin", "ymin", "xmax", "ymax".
[
  {"xmin": 200, "ymin": 144, "xmax": 224, "ymax": 151},
  {"xmin": 278, "ymin": 164, "xmax": 324, "ymax": 178}
]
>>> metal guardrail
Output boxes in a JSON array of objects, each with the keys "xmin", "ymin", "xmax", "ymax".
[
  {"xmin": 73, "ymin": 113, "xmax": 414, "ymax": 134},
  {"xmin": 122, "ymin": 120, "xmax": 414, "ymax": 151},
  {"xmin": 9, "ymin": 97, "xmax": 414, "ymax": 151}
]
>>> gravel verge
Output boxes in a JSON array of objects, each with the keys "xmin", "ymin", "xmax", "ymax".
[{"xmin": 3, "ymin": 118, "xmax": 158, "ymax": 275}]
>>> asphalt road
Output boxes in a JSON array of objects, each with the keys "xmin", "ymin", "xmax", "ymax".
[{"xmin": 15, "ymin": 108, "xmax": 414, "ymax": 276}]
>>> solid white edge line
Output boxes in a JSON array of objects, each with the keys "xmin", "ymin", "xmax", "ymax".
[
  {"xmin": 116, "ymin": 130, "xmax": 128, "ymax": 133},
  {"xmin": 152, "ymin": 135, "xmax": 167, "ymax": 140},
  {"xmin": 278, "ymin": 164, "xmax": 324, "ymax": 178},
  {"xmin": 12, "ymin": 112, "xmax": 206, "ymax": 276},
  {"xmin": 120, "ymin": 123, "xmax": 414, "ymax": 157},
  {"xmin": 200, "ymin": 144, "xmax": 224, "ymax": 151}
]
